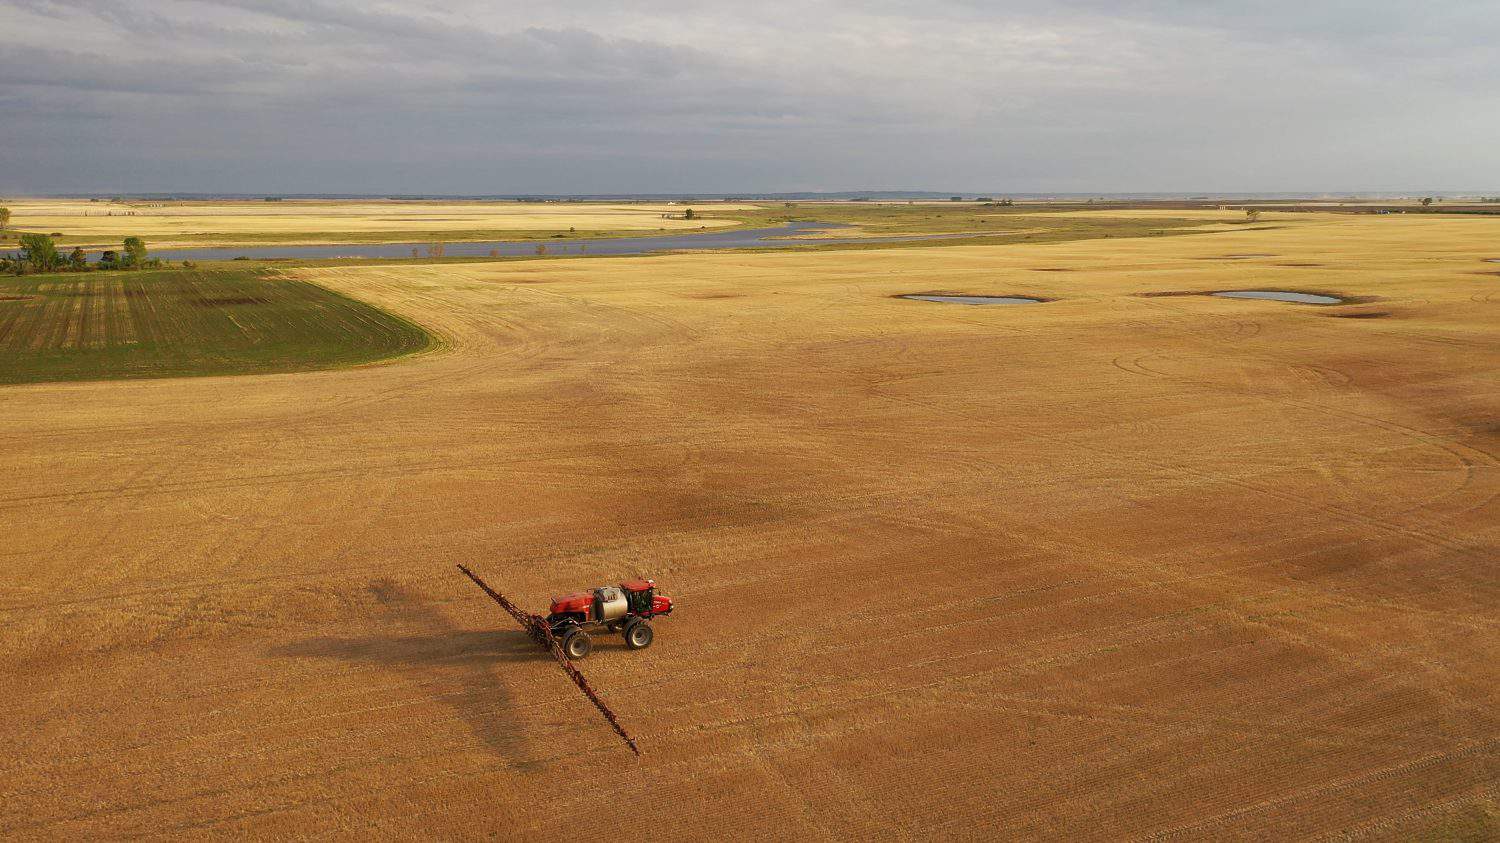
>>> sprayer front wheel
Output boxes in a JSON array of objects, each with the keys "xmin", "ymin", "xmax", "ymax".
[
  {"xmin": 623, "ymin": 619, "xmax": 654, "ymax": 650},
  {"xmin": 561, "ymin": 627, "xmax": 593, "ymax": 660}
]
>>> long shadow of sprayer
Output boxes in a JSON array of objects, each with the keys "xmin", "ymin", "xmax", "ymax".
[{"xmin": 272, "ymin": 578, "xmax": 541, "ymax": 766}]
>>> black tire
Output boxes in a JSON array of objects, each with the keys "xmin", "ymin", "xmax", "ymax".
[
  {"xmin": 623, "ymin": 618, "xmax": 654, "ymax": 650},
  {"xmin": 561, "ymin": 627, "xmax": 592, "ymax": 660}
]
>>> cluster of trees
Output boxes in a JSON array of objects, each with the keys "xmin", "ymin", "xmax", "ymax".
[
  {"xmin": 1, "ymin": 234, "xmax": 69, "ymax": 274},
  {"xmin": 0, "ymin": 233, "xmax": 154, "ymax": 275}
]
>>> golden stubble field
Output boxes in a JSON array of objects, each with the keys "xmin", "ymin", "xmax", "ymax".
[
  {"xmin": 1, "ymin": 214, "xmax": 1496, "ymax": 838},
  {"xmin": 1, "ymin": 199, "xmax": 742, "ymax": 247}
]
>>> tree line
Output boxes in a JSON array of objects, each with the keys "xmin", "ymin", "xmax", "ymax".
[
  {"xmin": 0, "ymin": 206, "xmax": 158, "ymax": 275},
  {"xmin": 1, "ymin": 234, "xmax": 154, "ymax": 275}
]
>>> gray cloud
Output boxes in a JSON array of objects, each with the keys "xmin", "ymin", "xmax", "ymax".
[{"xmin": 2, "ymin": 0, "xmax": 1497, "ymax": 193}]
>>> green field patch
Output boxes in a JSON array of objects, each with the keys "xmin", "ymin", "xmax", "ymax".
[{"xmin": 0, "ymin": 268, "xmax": 434, "ymax": 385}]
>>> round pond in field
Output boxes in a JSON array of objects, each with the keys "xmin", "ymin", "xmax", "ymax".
[
  {"xmin": 898, "ymin": 294, "xmax": 1043, "ymax": 305},
  {"xmin": 1212, "ymin": 290, "xmax": 1342, "ymax": 305}
]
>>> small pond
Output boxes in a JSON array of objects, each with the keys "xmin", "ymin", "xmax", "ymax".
[
  {"xmin": 897, "ymin": 294, "xmax": 1043, "ymax": 305},
  {"xmin": 1212, "ymin": 290, "xmax": 1342, "ymax": 305}
]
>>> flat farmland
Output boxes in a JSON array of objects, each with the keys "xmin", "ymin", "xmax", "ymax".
[
  {"xmin": 0, "ymin": 214, "xmax": 1496, "ymax": 838},
  {"xmin": 1, "ymin": 199, "xmax": 745, "ymax": 249}
]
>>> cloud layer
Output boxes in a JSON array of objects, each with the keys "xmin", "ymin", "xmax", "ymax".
[{"xmin": 4, "ymin": 1, "xmax": 1498, "ymax": 193}]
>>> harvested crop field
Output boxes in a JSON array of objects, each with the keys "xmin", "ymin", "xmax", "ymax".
[
  {"xmin": 1, "ymin": 213, "xmax": 1496, "ymax": 838},
  {"xmin": 1, "ymin": 199, "xmax": 742, "ymax": 248}
]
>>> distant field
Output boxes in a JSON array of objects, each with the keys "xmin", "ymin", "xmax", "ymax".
[
  {"xmin": 722, "ymin": 201, "xmax": 1266, "ymax": 244},
  {"xmin": 0, "ymin": 199, "xmax": 744, "ymax": 249},
  {"xmin": 0, "ymin": 199, "xmax": 1313, "ymax": 256},
  {"xmin": 0, "ymin": 268, "xmax": 433, "ymax": 384}
]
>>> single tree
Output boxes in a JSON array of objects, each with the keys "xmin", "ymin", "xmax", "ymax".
[
  {"xmin": 68, "ymin": 247, "xmax": 88, "ymax": 271},
  {"xmin": 99, "ymin": 250, "xmax": 119, "ymax": 269},
  {"xmin": 683, "ymin": 208, "xmax": 695, "ymax": 220},
  {"xmin": 1420, "ymin": 196, "xmax": 1434, "ymax": 207},
  {"xmin": 122, "ymin": 236, "xmax": 147, "ymax": 268},
  {"xmin": 0, "ymin": 207, "xmax": 11, "ymax": 229},
  {"xmin": 19, "ymin": 233, "xmax": 59, "ymax": 272},
  {"xmin": 1245, "ymin": 209, "xmax": 1261, "ymax": 223}
]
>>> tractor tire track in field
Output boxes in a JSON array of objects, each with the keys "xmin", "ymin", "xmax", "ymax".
[
  {"xmin": 1112, "ymin": 347, "xmax": 1497, "ymax": 543},
  {"xmin": 1142, "ymin": 738, "xmax": 1498, "ymax": 841},
  {"xmin": 872, "ymin": 356, "xmax": 1490, "ymax": 569},
  {"xmin": 1107, "ymin": 292, "xmax": 1497, "ymax": 530}
]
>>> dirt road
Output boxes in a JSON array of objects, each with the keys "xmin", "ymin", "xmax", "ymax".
[{"xmin": 2, "ymin": 214, "xmax": 1495, "ymax": 838}]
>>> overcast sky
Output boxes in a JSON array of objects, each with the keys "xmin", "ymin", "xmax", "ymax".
[{"xmin": 4, "ymin": 1, "xmax": 1499, "ymax": 194}]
